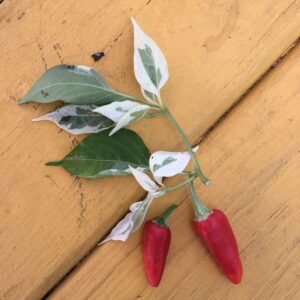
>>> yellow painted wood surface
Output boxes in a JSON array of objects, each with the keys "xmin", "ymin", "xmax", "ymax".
[
  {"xmin": 51, "ymin": 42, "xmax": 300, "ymax": 300},
  {"xmin": 1, "ymin": 0, "xmax": 300, "ymax": 299}
]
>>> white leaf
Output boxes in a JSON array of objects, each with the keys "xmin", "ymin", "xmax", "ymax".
[
  {"xmin": 132, "ymin": 18, "xmax": 169, "ymax": 96},
  {"xmin": 109, "ymin": 104, "xmax": 149, "ymax": 135},
  {"xmin": 130, "ymin": 194, "xmax": 155, "ymax": 232},
  {"xmin": 32, "ymin": 105, "xmax": 113, "ymax": 135},
  {"xmin": 100, "ymin": 193, "xmax": 156, "ymax": 244},
  {"xmin": 93, "ymin": 100, "xmax": 140, "ymax": 122},
  {"xmin": 99, "ymin": 212, "xmax": 134, "ymax": 244},
  {"xmin": 149, "ymin": 147, "xmax": 199, "ymax": 177},
  {"xmin": 129, "ymin": 166, "xmax": 159, "ymax": 193}
]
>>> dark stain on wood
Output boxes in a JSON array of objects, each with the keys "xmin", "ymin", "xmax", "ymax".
[
  {"xmin": 37, "ymin": 42, "xmax": 48, "ymax": 70},
  {"xmin": 91, "ymin": 51, "xmax": 105, "ymax": 62}
]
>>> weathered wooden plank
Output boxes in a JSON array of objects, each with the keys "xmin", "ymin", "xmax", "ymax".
[
  {"xmin": 1, "ymin": 0, "xmax": 300, "ymax": 299},
  {"xmin": 50, "ymin": 39, "xmax": 300, "ymax": 299}
]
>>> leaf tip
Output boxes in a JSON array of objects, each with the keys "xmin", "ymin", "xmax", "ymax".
[
  {"xmin": 45, "ymin": 160, "xmax": 61, "ymax": 166},
  {"xmin": 192, "ymin": 145, "xmax": 199, "ymax": 153},
  {"xmin": 19, "ymin": 97, "xmax": 28, "ymax": 104},
  {"xmin": 130, "ymin": 17, "xmax": 137, "ymax": 26},
  {"xmin": 32, "ymin": 117, "xmax": 42, "ymax": 122}
]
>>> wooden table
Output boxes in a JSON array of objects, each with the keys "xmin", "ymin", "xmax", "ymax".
[{"xmin": 0, "ymin": 1, "xmax": 299, "ymax": 299}]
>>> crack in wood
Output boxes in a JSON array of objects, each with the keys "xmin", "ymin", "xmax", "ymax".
[{"xmin": 37, "ymin": 41, "xmax": 48, "ymax": 71}]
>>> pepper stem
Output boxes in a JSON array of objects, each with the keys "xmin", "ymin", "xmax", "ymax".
[
  {"xmin": 154, "ymin": 204, "xmax": 178, "ymax": 227},
  {"xmin": 188, "ymin": 179, "xmax": 211, "ymax": 220},
  {"xmin": 163, "ymin": 175, "xmax": 195, "ymax": 193},
  {"xmin": 163, "ymin": 107, "xmax": 210, "ymax": 186}
]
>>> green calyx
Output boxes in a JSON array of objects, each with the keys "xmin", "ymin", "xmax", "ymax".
[
  {"xmin": 188, "ymin": 180, "xmax": 212, "ymax": 220},
  {"xmin": 154, "ymin": 204, "xmax": 178, "ymax": 227}
]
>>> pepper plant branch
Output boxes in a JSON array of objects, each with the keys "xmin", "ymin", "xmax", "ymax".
[
  {"xmin": 180, "ymin": 171, "xmax": 193, "ymax": 176},
  {"xmin": 162, "ymin": 107, "xmax": 210, "ymax": 186},
  {"xmin": 162, "ymin": 175, "xmax": 196, "ymax": 193}
]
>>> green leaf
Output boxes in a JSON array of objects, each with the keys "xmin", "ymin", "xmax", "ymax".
[
  {"xmin": 33, "ymin": 105, "xmax": 114, "ymax": 135},
  {"xmin": 46, "ymin": 128, "xmax": 151, "ymax": 178},
  {"xmin": 20, "ymin": 65, "xmax": 134, "ymax": 105}
]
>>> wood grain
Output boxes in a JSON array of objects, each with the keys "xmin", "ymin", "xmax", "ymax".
[
  {"xmin": 1, "ymin": 0, "xmax": 300, "ymax": 299},
  {"xmin": 51, "ymin": 39, "xmax": 300, "ymax": 300}
]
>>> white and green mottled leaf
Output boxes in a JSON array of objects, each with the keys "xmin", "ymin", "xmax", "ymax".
[
  {"xmin": 32, "ymin": 105, "xmax": 114, "ymax": 135},
  {"xmin": 93, "ymin": 100, "xmax": 140, "ymax": 122},
  {"xmin": 93, "ymin": 100, "xmax": 150, "ymax": 135},
  {"xmin": 132, "ymin": 18, "xmax": 169, "ymax": 96},
  {"xmin": 130, "ymin": 194, "xmax": 155, "ymax": 232},
  {"xmin": 149, "ymin": 147, "xmax": 199, "ymax": 177},
  {"xmin": 46, "ymin": 128, "xmax": 151, "ymax": 178},
  {"xmin": 129, "ymin": 166, "xmax": 158, "ymax": 193},
  {"xmin": 20, "ymin": 65, "xmax": 134, "ymax": 105},
  {"xmin": 100, "ymin": 193, "xmax": 155, "ymax": 244},
  {"xmin": 109, "ymin": 104, "xmax": 149, "ymax": 135},
  {"xmin": 141, "ymin": 88, "xmax": 156, "ymax": 104}
]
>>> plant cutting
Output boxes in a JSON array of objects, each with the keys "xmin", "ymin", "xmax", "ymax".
[{"xmin": 20, "ymin": 18, "xmax": 242, "ymax": 285}]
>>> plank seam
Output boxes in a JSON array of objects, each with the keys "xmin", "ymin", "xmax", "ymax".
[
  {"xmin": 197, "ymin": 36, "xmax": 300, "ymax": 145},
  {"xmin": 42, "ymin": 36, "xmax": 300, "ymax": 300}
]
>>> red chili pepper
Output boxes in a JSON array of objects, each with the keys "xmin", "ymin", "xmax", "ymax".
[
  {"xmin": 188, "ymin": 180, "xmax": 242, "ymax": 284},
  {"xmin": 194, "ymin": 209, "xmax": 243, "ymax": 284},
  {"xmin": 142, "ymin": 205, "xmax": 178, "ymax": 287}
]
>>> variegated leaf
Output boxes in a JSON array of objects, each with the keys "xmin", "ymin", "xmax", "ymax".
[
  {"xmin": 132, "ymin": 18, "xmax": 169, "ymax": 96},
  {"xmin": 99, "ymin": 211, "xmax": 134, "ymax": 244},
  {"xmin": 141, "ymin": 88, "xmax": 156, "ymax": 104},
  {"xmin": 109, "ymin": 104, "xmax": 149, "ymax": 135},
  {"xmin": 149, "ymin": 147, "xmax": 199, "ymax": 177},
  {"xmin": 93, "ymin": 100, "xmax": 139, "ymax": 122},
  {"xmin": 129, "ymin": 166, "xmax": 159, "ymax": 193},
  {"xmin": 100, "ymin": 193, "xmax": 155, "ymax": 244},
  {"xmin": 32, "ymin": 105, "xmax": 114, "ymax": 135}
]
